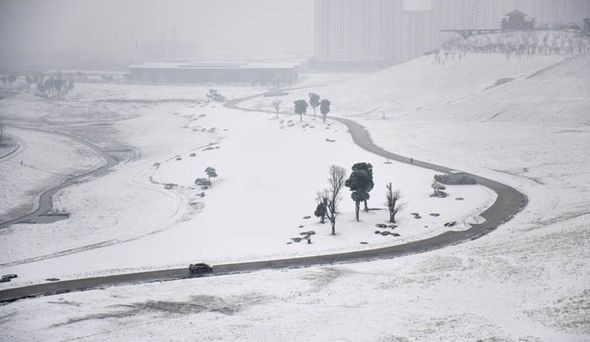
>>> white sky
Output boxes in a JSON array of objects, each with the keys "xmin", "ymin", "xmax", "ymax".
[
  {"xmin": 404, "ymin": 0, "xmax": 432, "ymax": 11},
  {"xmin": 0, "ymin": 0, "xmax": 314, "ymax": 66}
]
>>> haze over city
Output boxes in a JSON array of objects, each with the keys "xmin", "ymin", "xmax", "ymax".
[{"xmin": 0, "ymin": 0, "xmax": 589, "ymax": 341}]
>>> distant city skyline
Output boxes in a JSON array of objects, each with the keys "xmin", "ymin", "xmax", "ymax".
[{"xmin": 313, "ymin": 0, "xmax": 590, "ymax": 64}]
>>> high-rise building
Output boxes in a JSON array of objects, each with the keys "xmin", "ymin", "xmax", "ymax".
[
  {"xmin": 314, "ymin": 0, "xmax": 385, "ymax": 63},
  {"xmin": 314, "ymin": 0, "xmax": 590, "ymax": 64}
]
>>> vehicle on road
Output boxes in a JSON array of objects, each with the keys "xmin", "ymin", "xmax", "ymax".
[{"xmin": 189, "ymin": 263, "xmax": 213, "ymax": 274}]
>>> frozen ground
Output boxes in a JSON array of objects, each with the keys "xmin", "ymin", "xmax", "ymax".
[
  {"xmin": 1, "ymin": 46, "xmax": 589, "ymax": 340},
  {"xmin": 0, "ymin": 81, "xmax": 491, "ymax": 285}
]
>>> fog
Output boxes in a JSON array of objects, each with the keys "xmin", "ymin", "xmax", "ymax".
[{"xmin": 0, "ymin": 0, "xmax": 313, "ymax": 69}]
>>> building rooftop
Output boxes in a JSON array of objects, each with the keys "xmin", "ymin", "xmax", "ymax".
[{"xmin": 129, "ymin": 61, "xmax": 299, "ymax": 70}]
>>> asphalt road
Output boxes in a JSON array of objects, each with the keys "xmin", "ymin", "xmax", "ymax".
[
  {"xmin": 0, "ymin": 93, "xmax": 527, "ymax": 304},
  {"xmin": 0, "ymin": 124, "xmax": 118, "ymax": 230}
]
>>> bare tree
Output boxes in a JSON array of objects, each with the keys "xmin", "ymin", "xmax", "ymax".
[
  {"xmin": 385, "ymin": 183, "xmax": 402, "ymax": 223},
  {"xmin": 271, "ymin": 98, "xmax": 281, "ymax": 119},
  {"xmin": 324, "ymin": 165, "xmax": 346, "ymax": 235}
]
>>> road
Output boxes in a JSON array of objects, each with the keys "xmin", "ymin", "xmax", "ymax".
[
  {"xmin": 0, "ymin": 93, "xmax": 527, "ymax": 304},
  {"xmin": 0, "ymin": 124, "xmax": 118, "ymax": 229}
]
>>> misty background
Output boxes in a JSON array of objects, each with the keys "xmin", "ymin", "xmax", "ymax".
[{"xmin": 0, "ymin": 0, "xmax": 314, "ymax": 69}]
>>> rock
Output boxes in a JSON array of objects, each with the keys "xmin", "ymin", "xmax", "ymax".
[
  {"xmin": 429, "ymin": 213, "xmax": 440, "ymax": 217},
  {"xmin": 374, "ymin": 230, "xmax": 381, "ymax": 234},
  {"xmin": 391, "ymin": 233, "xmax": 400, "ymax": 237},
  {"xmin": 387, "ymin": 224, "xmax": 398, "ymax": 229},
  {"xmin": 298, "ymin": 225, "xmax": 304, "ymax": 228},
  {"xmin": 375, "ymin": 223, "xmax": 387, "ymax": 228},
  {"xmin": 360, "ymin": 242, "xmax": 368, "ymax": 245},
  {"xmin": 291, "ymin": 237, "xmax": 302, "ymax": 243},
  {"xmin": 302, "ymin": 216, "xmax": 311, "ymax": 219},
  {"xmin": 190, "ymin": 153, "xmax": 196, "ymax": 157},
  {"xmin": 456, "ymin": 197, "xmax": 464, "ymax": 201}
]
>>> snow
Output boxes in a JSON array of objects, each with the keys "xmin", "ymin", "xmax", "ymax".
[
  {"xmin": 1, "ymin": 41, "xmax": 589, "ymax": 340},
  {"xmin": 0, "ymin": 82, "xmax": 493, "ymax": 283}
]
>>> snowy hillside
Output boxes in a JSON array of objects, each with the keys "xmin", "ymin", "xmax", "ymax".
[{"xmin": 1, "ymin": 34, "xmax": 589, "ymax": 340}]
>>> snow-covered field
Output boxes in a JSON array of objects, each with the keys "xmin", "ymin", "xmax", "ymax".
[
  {"xmin": 1, "ymin": 45, "xmax": 589, "ymax": 340},
  {"xmin": 0, "ymin": 80, "xmax": 493, "ymax": 284}
]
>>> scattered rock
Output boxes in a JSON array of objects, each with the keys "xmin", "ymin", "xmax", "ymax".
[
  {"xmin": 374, "ymin": 230, "xmax": 381, "ymax": 234},
  {"xmin": 326, "ymin": 138, "xmax": 336, "ymax": 143},
  {"xmin": 430, "ymin": 191, "xmax": 448, "ymax": 198},
  {"xmin": 298, "ymin": 225, "xmax": 304, "ymax": 228},
  {"xmin": 189, "ymin": 153, "xmax": 196, "ymax": 157},
  {"xmin": 444, "ymin": 221, "xmax": 457, "ymax": 227},
  {"xmin": 287, "ymin": 242, "xmax": 293, "ymax": 245},
  {"xmin": 375, "ymin": 223, "xmax": 387, "ymax": 228},
  {"xmin": 429, "ymin": 213, "xmax": 440, "ymax": 217},
  {"xmin": 435, "ymin": 172, "xmax": 476, "ymax": 185},
  {"xmin": 387, "ymin": 224, "xmax": 398, "ymax": 229},
  {"xmin": 391, "ymin": 233, "xmax": 400, "ymax": 237},
  {"xmin": 456, "ymin": 197, "xmax": 464, "ymax": 201},
  {"xmin": 291, "ymin": 237, "xmax": 302, "ymax": 243},
  {"xmin": 302, "ymin": 216, "xmax": 311, "ymax": 220},
  {"xmin": 360, "ymin": 242, "xmax": 368, "ymax": 245}
]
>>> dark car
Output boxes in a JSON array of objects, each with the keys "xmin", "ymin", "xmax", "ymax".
[{"xmin": 189, "ymin": 263, "xmax": 213, "ymax": 274}]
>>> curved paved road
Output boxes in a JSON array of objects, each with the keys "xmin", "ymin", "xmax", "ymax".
[
  {"xmin": 0, "ymin": 93, "xmax": 527, "ymax": 304},
  {"xmin": 0, "ymin": 124, "xmax": 118, "ymax": 230}
]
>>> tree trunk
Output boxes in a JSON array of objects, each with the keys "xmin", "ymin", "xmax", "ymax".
[
  {"xmin": 300, "ymin": 114, "xmax": 303, "ymax": 122},
  {"xmin": 320, "ymin": 214, "xmax": 325, "ymax": 224},
  {"xmin": 389, "ymin": 211, "xmax": 395, "ymax": 223},
  {"xmin": 355, "ymin": 201, "xmax": 360, "ymax": 222},
  {"xmin": 331, "ymin": 220, "xmax": 336, "ymax": 235},
  {"xmin": 364, "ymin": 200, "xmax": 369, "ymax": 212}
]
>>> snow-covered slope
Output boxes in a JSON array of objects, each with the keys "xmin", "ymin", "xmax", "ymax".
[{"xmin": 1, "ymin": 40, "xmax": 589, "ymax": 340}]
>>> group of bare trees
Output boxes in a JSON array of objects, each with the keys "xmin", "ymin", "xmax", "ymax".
[
  {"xmin": 0, "ymin": 75, "xmax": 17, "ymax": 85},
  {"xmin": 435, "ymin": 31, "xmax": 589, "ymax": 65},
  {"xmin": 314, "ymin": 164, "xmax": 403, "ymax": 235}
]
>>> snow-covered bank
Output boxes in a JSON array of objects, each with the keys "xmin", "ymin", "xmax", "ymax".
[
  {"xmin": 0, "ymin": 81, "xmax": 493, "ymax": 286},
  {"xmin": 1, "ymin": 45, "xmax": 588, "ymax": 340}
]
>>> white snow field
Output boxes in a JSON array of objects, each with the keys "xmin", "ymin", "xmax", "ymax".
[
  {"xmin": 0, "ymin": 81, "xmax": 493, "ymax": 284},
  {"xmin": 1, "ymin": 46, "xmax": 589, "ymax": 340}
]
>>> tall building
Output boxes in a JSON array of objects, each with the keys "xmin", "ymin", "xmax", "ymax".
[
  {"xmin": 314, "ymin": 0, "xmax": 590, "ymax": 65},
  {"xmin": 314, "ymin": 0, "xmax": 385, "ymax": 64}
]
